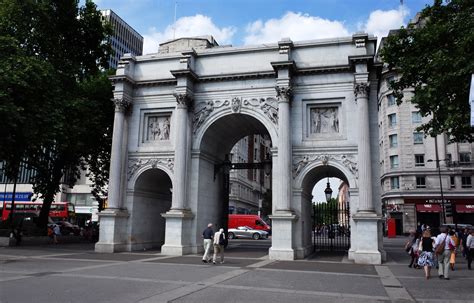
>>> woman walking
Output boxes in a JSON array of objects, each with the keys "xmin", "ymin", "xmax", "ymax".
[
  {"xmin": 449, "ymin": 229, "xmax": 459, "ymax": 271},
  {"xmin": 417, "ymin": 229, "xmax": 435, "ymax": 279}
]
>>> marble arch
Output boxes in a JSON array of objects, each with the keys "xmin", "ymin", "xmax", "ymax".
[{"xmin": 96, "ymin": 34, "xmax": 386, "ymax": 264}]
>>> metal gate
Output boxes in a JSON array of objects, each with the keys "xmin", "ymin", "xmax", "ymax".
[{"xmin": 312, "ymin": 201, "xmax": 350, "ymax": 252}]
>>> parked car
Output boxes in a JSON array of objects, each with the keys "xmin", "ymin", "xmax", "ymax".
[
  {"xmin": 52, "ymin": 221, "xmax": 81, "ymax": 236},
  {"xmin": 228, "ymin": 226, "xmax": 269, "ymax": 240}
]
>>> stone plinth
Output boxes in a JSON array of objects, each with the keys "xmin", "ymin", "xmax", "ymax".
[
  {"xmin": 349, "ymin": 211, "xmax": 382, "ymax": 264},
  {"xmin": 268, "ymin": 211, "xmax": 297, "ymax": 260},
  {"xmin": 161, "ymin": 209, "xmax": 195, "ymax": 255},
  {"xmin": 95, "ymin": 209, "xmax": 130, "ymax": 253}
]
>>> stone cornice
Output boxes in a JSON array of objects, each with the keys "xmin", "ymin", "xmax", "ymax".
[
  {"xmin": 170, "ymin": 69, "xmax": 198, "ymax": 82},
  {"xmin": 296, "ymin": 65, "xmax": 351, "ymax": 75},
  {"xmin": 109, "ymin": 74, "xmax": 136, "ymax": 85},
  {"xmin": 198, "ymin": 71, "xmax": 276, "ymax": 82},
  {"xmin": 348, "ymin": 55, "xmax": 374, "ymax": 70},
  {"xmin": 270, "ymin": 60, "xmax": 296, "ymax": 72}
]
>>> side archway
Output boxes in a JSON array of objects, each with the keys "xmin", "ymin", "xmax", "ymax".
[
  {"xmin": 128, "ymin": 167, "xmax": 172, "ymax": 250},
  {"xmin": 293, "ymin": 159, "xmax": 356, "ymax": 258}
]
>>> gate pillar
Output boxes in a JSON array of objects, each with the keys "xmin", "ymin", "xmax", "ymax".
[
  {"xmin": 161, "ymin": 53, "xmax": 196, "ymax": 255},
  {"xmin": 96, "ymin": 57, "xmax": 134, "ymax": 253},
  {"xmin": 269, "ymin": 39, "xmax": 298, "ymax": 260},
  {"xmin": 349, "ymin": 55, "xmax": 382, "ymax": 264}
]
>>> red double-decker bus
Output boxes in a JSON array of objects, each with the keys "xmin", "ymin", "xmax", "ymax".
[{"xmin": 0, "ymin": 201, "xmax": 75, "ymax": 222}]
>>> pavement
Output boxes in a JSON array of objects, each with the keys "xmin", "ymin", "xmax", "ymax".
[{"xmin": 0, "ymin": 237, "xmax": 473, "ymax": 303}]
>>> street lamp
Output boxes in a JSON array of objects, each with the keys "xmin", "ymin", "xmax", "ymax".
[{"xmin": 324, "ymin": 178, "xmax": 333, "ymax": 202}]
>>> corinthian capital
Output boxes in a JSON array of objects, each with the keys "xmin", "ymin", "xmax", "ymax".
[
  {"xmin": 354, "ymin": 82, "xmax": 370, "ymax": 99},
  {"xmin": 113, "ymin": 98, "xmax": 132, "ymax": 112},
  {"xmin": 174, "ymin": 93, "xmax": 193, "ymax": 109},
  {"xmin": 275, "ymin": 85, "xmax": 292, "ymax": 103}
]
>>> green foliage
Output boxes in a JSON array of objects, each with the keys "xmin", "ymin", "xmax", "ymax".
[
  {"xmin": 380, "ymin": 0, "xmax": 474, "ymax": 142},
  {"xmin": 0, "ymin": 0, "xmax": 114, "ymax": 226}
]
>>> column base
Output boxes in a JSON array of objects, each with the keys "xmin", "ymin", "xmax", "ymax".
[
  {"xmin": 95, "ymin": 209, "xmax": 130, "ymax": 253},
  {"xmin": 160, "ymin": 209, "xmax": 194, "ymax": 256},
  {"xmin": 268, "ymin": 210, "xmax": 298, "ymax": 261},
  {"xmin": 350, "ymin": 211, "xmax": 383, "ymax": 265}
]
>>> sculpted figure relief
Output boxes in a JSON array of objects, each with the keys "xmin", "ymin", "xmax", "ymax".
[
  {"xmin": 193, "ymin": 100, "xmax": 214, "ymax": 132},
  {"xmin": 147, "ymin": 116, "xmax": 171, "ymax": 141},
  {"xmin": 311, "ymin": 107, "xmax": 339, "ymax": 134}
]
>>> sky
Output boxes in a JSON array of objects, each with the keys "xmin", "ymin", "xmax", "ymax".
[
  {"xmin": 92, "ymin": 0, "xmax": 434, "ymax": 55},
  {"xmin": 89, "ymin": 0, "xmax": 433, "ymax": 201}
]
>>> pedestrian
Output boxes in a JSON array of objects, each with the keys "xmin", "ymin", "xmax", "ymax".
[
  {"xmin": 467, "ymin": 229, "xmax": 474, "ymax": 270},
  {"xmin": 417, "ymin": 229, "xmax": 435, "ymax": 279},
  {"xmin": 202, "ymin": 223, "xmax": 213, "ymax": 263},
  {"xmin": 435, "ymin": 227, "xmax": 455, "ymax": 280},
  {"xmin": 449, "ymin": 229, "xmax": 459, "ymax": 271},
  {"xmin": 51, "ymin": 223, "xmax": 61, "ymax": 244},
  {"xmin": 460, "ymin": 228, "xmax": 469, "ymax": 258},
  {"xmin": 408, "ymin": 232, "xmax": 421, "ymax": 268},
  {"xmin": 212, "ymin": 228, "xmax": 226, "ymax": 264}
]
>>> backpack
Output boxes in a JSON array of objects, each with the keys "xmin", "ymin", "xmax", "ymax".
[{"xmin": 218, "ymin": 233, "xmax": 227, "ymax": 246}]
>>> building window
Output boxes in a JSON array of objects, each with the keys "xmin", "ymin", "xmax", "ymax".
[
  {"xmin": 459, "ymin": 152, "xmax": 471, "ymax": 164},
  {"xmin": 390, "ymin": 155, "xmax": 399, "ymax": 168},
  {"xmin": 450, "ymin": 176, "xmax": 455, "ymax": 188},
  {"xmin": 415, "ymin": 154, "xmax": 425, "ymax": 167},
  {"xmin": 416, "ymin": 176, "xmax": 426, "ymax": 188},
  {"xmin": 387, "ymin": 94, "xmax": 396, "ymax": 106},
  {"xmin": 412, "ymin": 111, "xmax": 422, "ymax": 123},
  {"xmin": 391, "ymin": 177, "xmax": 400, "ymax": 189},
  {"xmin": 389, "ymin": 134, "xmax": 398, "ymax": 148},
  {"xmin": 461, "ymin": 176, "xmax": 472, "ymax": 188},
  {"xmin": 388, "ymin": 114, "xmax": 397, "ymax": 128},
  {"xmin": 446, "ymin": 153, "xmax": 452, "ymax": 164},
  {"xmin": 413, "ymin": 132, "xmax": 424, "ymax": 144}
]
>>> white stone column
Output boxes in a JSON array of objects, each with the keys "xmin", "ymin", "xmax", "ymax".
[
  {"xmin": 108, "ymin": 98, "xmax": 131, "ymax": 209},
  {"xmin": 276, "ymin": 85, "xmax": 292, "ymax": 211},
  {"xmin": 161, "ymin": 92, "xmax": 194, "ymax": 256},
  {"xmin": 349, "ymin": 80, "xmax": 382, "ymax": 264},
  {"xmin": 95, "ymin": 97, "xmax": 131, "ymax": 253},
  {"xmin": 354, "ymin": 83, "xmax": 373, "ymax": 212},
  {"xmin": 171, "ymin": 93, "xmax": 191, "ymax": 210}
]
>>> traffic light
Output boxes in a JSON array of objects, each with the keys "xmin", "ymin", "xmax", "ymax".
[{"xmin": 445, "ymin": 203, "xmax": 453, "ymax": 217}]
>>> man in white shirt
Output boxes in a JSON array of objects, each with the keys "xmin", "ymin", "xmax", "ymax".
[
  {"xmin": 435, "ymin": 227, "xmax": 455, "ymax": 279},
  {"xmin": 467, "ymin": 229, "xmax": 474, "ymax": 270}
]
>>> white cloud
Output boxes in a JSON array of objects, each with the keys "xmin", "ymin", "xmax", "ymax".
[
  {"xmin": 142, "ymin": 14, "xmax": 236, "ymax": 55},
  {"xmin": 363, "ymin": 6, "xmax": 409, "ymax": 41},
  {"xmin": 243, "ymin": 12, "xmax": 350, "ymax": 45}
]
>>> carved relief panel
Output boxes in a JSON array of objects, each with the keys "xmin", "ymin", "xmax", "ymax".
[
  {"xmin": 142, "ymin": 113, "xmax": 171, "ymax": 144},
  {"xmin": 303, "ymin": 99, "xmax": 344, "ymax": 140},
  {"xmin": 310, "ymin": 107, "xmax": 339, "ymax": 134}
]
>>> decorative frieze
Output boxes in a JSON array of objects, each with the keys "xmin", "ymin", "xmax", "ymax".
[
  {"xmin": 293, "ymin": 154, "xmax": 358, "ymax": 179},
  {"xmin": 128, "ymin": 158, "xmax": 174, "ymax": 181},
  {"xmin": 192, "ymin": 97, "xmax": 279, "ymax": 133}
]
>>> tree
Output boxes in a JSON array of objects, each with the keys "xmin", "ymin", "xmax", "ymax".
[
  {"xmin": 0, "ymin": 0, "xmax": 114, "ymax": 227},
  {"xmin": 380, "ymin": 0, "xmax": 474, "ymax": 142}
]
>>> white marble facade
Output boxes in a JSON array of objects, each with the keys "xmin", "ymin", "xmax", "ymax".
[{"xmin": 95, "ymin": 34, "xmax": 385, "ymax": 264}]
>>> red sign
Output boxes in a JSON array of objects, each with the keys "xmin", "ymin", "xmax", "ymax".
[
  {"xmin": 456, "ymin": 204, "xmax": 474, "ymax": 213},
  {"xmin": 416, "ymin": 204, "xmax": 442, "ymax": 213}
]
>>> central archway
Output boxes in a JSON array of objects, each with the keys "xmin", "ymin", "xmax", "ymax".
[{"xmin": 191, "ymin": 110, "xmax": 276, "ymax": 256}]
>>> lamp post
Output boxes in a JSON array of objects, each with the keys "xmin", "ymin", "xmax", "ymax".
[{"xmin": 427, "ymin": 136, "xmax": 446, "ymax": 224}]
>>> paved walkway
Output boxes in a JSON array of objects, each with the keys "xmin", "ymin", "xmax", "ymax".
[{"xmin": 0, "ymin": 237, "xmax": 473, "ymax": 303}]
